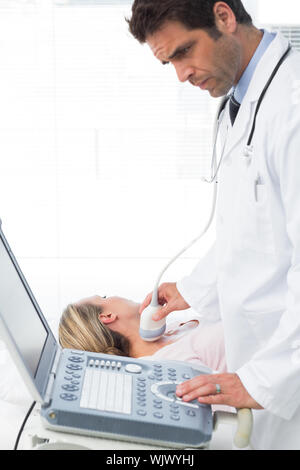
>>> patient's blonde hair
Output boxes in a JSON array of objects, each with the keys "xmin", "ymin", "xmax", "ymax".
[{"xmin": 59, "ymin": 303, "xmax": 130, "ymax": 356}]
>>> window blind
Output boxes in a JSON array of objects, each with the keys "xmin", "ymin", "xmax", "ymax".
[
  {"xmin": 266, "ymin": 24, "xmax": 300, "ymax": 51},
  {"xmin": 0, "ymin": 1, "xmax": 216, "ymax": 263}
]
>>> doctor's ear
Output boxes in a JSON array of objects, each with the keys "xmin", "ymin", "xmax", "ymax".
[
  {"xmin": 99, "ymin": 313, "xmax": 117, "ymax": 325},
  {"xmin": 213, "ymin": 2, "xmax": 237, "ymax": 34}
]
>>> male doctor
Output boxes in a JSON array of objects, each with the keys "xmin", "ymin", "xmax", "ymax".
[{"xmin": 127, "ymin": 0, "xmax": 300, "ymax": 450}]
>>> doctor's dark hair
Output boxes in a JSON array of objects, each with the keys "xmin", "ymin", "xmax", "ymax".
[
  {"xmin": 127, "ymin": 0, "xmax": 252, "ymax": 43},
  {"xmin": 59, "ymin": 303, "xmax": 130, "ymax": 356}
]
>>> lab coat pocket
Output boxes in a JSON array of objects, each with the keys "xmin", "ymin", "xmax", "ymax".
[{"xmin": 234, "ymin": 170, "xmax": 275, "ymax": 255}]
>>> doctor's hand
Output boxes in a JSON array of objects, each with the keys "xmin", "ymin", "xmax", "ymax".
[
  {"xmin": 139, "ymin": 282, "xmax": 190, "ymax": 320},
  {"xmin": 176, "ymin": 373, "xmax": 264, "ymax": 410}
]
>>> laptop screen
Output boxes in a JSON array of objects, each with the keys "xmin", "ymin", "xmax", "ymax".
[{"xmin": 0, "ymin": 234, "xmax": 48, "ymax": 378}]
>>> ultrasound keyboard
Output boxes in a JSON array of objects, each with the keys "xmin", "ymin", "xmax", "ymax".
[{"xmin": 41, "ymin": 350, "xmax": 213, "ymax": 449}]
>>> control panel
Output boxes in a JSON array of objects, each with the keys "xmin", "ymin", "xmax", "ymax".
[{"xmin": 41, "ymin": 349, "xmax": 213, "ymax": 449}]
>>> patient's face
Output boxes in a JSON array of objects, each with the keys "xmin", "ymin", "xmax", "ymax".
[{"xmin": 77, "ymin": 295, "xmax": 140, "ymax": 322}]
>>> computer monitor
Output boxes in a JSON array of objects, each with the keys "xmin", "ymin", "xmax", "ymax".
[{"xmin": 0, "ymin": 223, "xmax": 59, "ymax": 402}]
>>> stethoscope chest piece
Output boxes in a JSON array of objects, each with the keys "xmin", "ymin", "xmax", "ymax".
[
  {"xmin": 243, "ymin": 145, "xmax": 253, "ymax": 158},
  {"xmin": 243, "ymin": 145, "xmax": 254, "ymax": 166}
]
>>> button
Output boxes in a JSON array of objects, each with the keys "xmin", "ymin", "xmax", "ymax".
[
  {"xmin": 153, "ymin": 399, "xmax": 162, "ymax": 405},
  {"xmin": 186, "ymin": 410, "xmax": 196, "ymax": 417},
  {"xmin": 137, "ymin": 410, "xmax": 147, "ymax": 416},
  {"xmin": 69, "ymin": 356, "xmax": 84, "ymax": 363},
  {"xmin": 60, "ymin": 393, "xmax": 77, "ymax": 401},
  {"xmin": 125, "ymin": 364, "xmax": 142, "ymax": 374},
  {"xmin": 170, "ymin": 404, "xmax": 179, "ymax": 410},
  {"xmin": 182, "ymin": 374, "xmax": 191, "ymax": 380},
  {"xmin": 117, "ymin": 361, "xmax": 122, "ymax": 369},
  {"xmin": 66, "ymin": 364, "xmax": 82, "ymax": 370},
  {"xmin": 62, "ymin": 384, "xmax": 79, "ymax": 392},
  {"xmin": 137, "ymin": 397, "xmax": 146, "ymax": 403},
  {"xmin": 153, "ymin": 412, "xmax": 163, "ymax": 419},
  {"xmin": 105, "ymin": 360, "xmax": 111, "ymax": 368},
  {"xmin": 170, "ymin": 414, "xmax": 180, "ymax": 421}
]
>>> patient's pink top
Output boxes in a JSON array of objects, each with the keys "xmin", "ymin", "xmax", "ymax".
[{"xmin": 141, "ymin": 319, "xmax": 227, "ymax": 373}]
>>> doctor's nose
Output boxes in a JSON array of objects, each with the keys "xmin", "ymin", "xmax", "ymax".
[{"xmin": 174, "ymin": 63, "xmax": 195, "ymax": 83}]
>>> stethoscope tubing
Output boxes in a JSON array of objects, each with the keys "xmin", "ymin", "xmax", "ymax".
[{"xmin": 206, "ymin": 43, "xmax": 292, "ymax": 185}]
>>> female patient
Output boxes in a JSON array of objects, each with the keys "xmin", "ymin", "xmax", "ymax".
[{"xmin": 59, "ymin": 295, "xmax": 226, "ymax": 373}]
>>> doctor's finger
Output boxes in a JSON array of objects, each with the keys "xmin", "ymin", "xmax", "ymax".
[
  {"xmin": 176, "ymin": 375, "xmax": 210, "ymax": 396},
  {"xmin": 152, "ymin": 302, "xmax": 177, "ymax": 321},
  {"xmin": 178, "ymin": 383, "xmax": 219, "ymax": 402},
  {"xmin": 176, "ymin": 375, "xmax": 212, "ymax": 397},
  {"xmin": 138, "ymin": 292, "xmax": 153, "ymax": 314}
]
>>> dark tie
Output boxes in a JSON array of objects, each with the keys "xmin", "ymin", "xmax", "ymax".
[{"xmin": 229, "ymin": 94, "xmax": 240, "ymax": 126}]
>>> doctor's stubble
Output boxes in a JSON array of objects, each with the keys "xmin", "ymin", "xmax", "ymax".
[{"xmin": 192, "ymin": 31, "xmax": 242, "ymax": 98}]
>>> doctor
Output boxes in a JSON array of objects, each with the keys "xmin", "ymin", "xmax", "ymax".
[{"xmin": 127, "ymin": 0, "xmax": 300, "ymax": 450}]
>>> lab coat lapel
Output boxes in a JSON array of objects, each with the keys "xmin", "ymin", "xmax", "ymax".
[
  {"xmin": 222, "ymin": 98, "xmax": 254, "ymax": 160},
  {"xmin": 222, "ymin": 32, "xmax": 290, "ymax": 160}
]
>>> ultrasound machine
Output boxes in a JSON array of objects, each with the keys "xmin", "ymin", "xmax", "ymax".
[{"xmin": 0, "ymin": 221, "xmax": 252, "ymax": 450}]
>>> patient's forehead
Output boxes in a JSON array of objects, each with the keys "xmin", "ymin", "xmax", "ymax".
[
  {"xmin": 76, "ymin": 295, "xmax": 136, "ymax": 309},
  {"xmin": 76, "ymin": 295, "xmax": 103, "ymax": 306}
]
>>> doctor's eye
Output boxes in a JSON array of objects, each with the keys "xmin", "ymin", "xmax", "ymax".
[{"xmin": 176, "ymin": 46, "xmax": 191, "ymax": 59}]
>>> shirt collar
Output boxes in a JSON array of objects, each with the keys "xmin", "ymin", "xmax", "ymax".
[{"xmin": 234, "ymin": 29, "xmax": 276, "ymax": 104}]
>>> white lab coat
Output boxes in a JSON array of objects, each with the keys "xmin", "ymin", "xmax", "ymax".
[{"xmin": 177, "ymin": 32, "xmax": 300, "ymax": 450}]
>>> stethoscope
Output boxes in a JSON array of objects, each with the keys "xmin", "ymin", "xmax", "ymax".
[
  {"xmin": 140, "ymin": 43, "xmax": 293, "ymax": 342},
  {"xmin": 205, "ymin": 43, "xmax": 292, "ymax": 184}
]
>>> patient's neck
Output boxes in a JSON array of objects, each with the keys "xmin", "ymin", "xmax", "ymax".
[
  {"xmin": 116, "ymin": 308, "xmax": 199, "ymax": 358},
  {"xmin": 128, "ymin": 319, "xmax": 199, "ymax": 358},
  {"xmin": 128, "ymin": 332, "xmax": 172, "ymax": 358}
]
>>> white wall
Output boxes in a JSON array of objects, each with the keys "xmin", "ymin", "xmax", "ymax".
[
  {"xmin": 0, "ymin": 1, "xmax": 217, "ymax": 337},
  {"xmin": 258, "ymin": 0, "xmax": 300, "ymax": 24}
]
